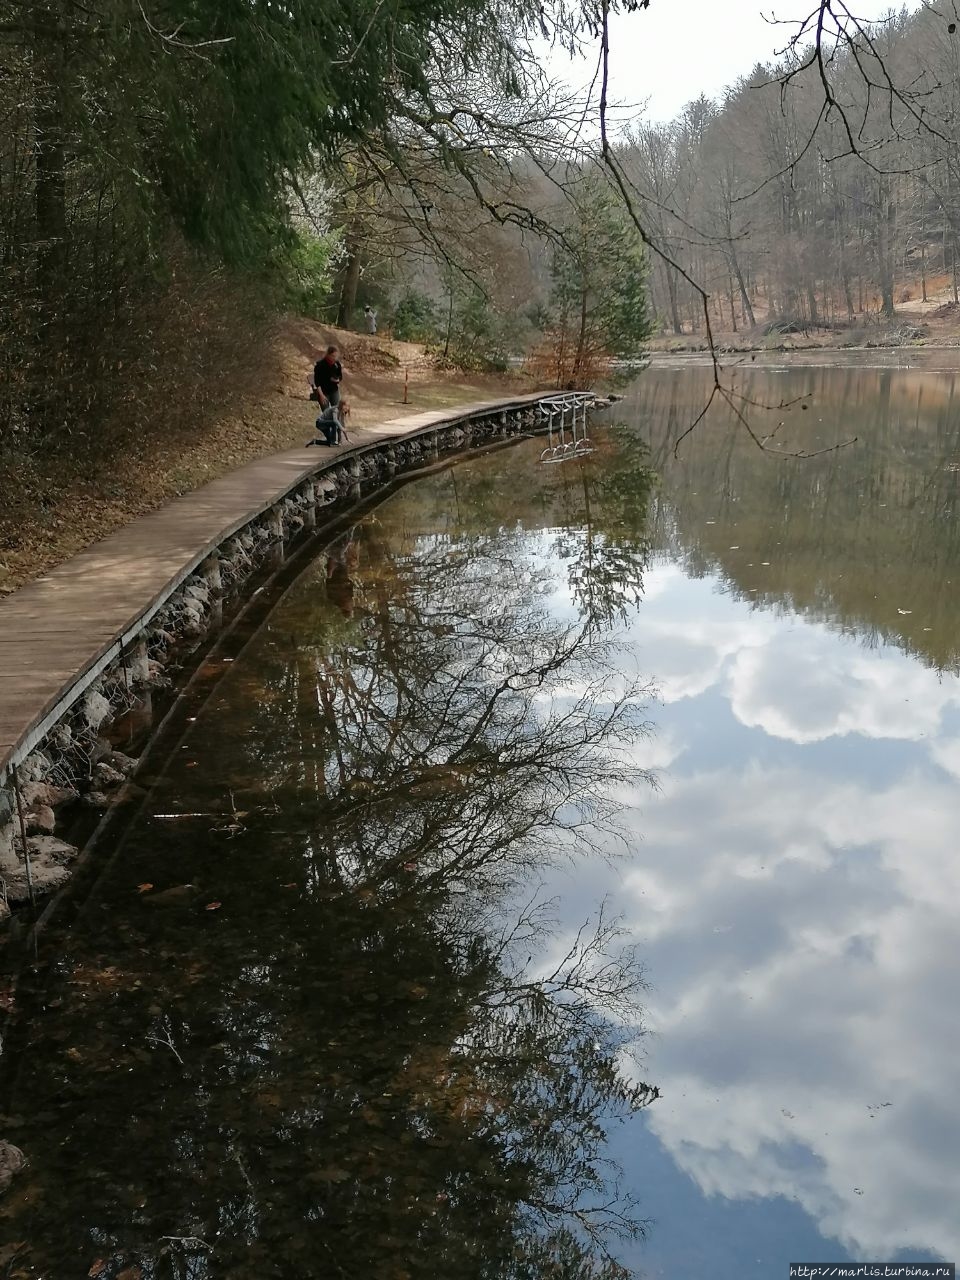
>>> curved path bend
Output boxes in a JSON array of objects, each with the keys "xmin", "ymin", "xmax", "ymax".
[{"xmin": 0, "ymin": 393, "xmax": 549, "ymax": 781}]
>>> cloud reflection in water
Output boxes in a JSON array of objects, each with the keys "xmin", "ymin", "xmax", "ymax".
[{"xmin": 547, "ymin": 558, "xmax": 960, "ymax": 1265}]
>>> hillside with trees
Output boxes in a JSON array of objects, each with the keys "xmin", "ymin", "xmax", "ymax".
[
  {"xmin": 6, "ymin": 0, "xmax": 960, "ymax": 589},
  {"xmin": 620, "ymin": 5, "xmax": 960, "ymax": 341},
  {"xmin": 0, "ymin": 0, "xmax": 657, "ymax": 590},
  {"xmin": 0, "ymin": 0, "xmax": 653, "ymax": 454}
]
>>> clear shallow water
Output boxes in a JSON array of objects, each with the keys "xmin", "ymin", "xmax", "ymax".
[{"xmin": 2, "ymin": 365, "xmax": 959, "ymax": 1275}]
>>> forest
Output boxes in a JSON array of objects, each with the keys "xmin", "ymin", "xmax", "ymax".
[
  {"xmin": 4, "ymin": 0, "xmax": 960, "ymax": 458},
  {"xmin": 624, "ymin": 5, "xmax": 960, "ymax": 338},
  {"xmin": 0, "ymin": 0, "xmax": 654, "ymax": 458}
]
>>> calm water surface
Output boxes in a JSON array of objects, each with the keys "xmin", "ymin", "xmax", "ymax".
[{"xmin": 1, "ymin": 365, "xmax": 959, "ymax": 1276}]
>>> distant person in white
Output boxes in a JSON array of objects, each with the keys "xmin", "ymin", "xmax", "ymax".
[{"xmin": 364, "ymin": 305, "xmax": 377, "ymax": 335}]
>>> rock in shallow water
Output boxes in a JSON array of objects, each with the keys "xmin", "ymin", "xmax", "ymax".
[
  {"xmin": 21, "ymin": 781, "xmax": 76, "ymax": 809},
  {"xmin": 104, "ymin": 750, "xmax": 139, "ymax": 777},
  {"xmin": 93, "ymin": 761, "xmax": 126, "ymax": 789},
  {"xmin": 5, "ymin": 835, "xmax": 79, "ymax": 902},
  {"xmin": 0, "ymin": 1140, "xmax": 25, "ymax": 1194},
  {"xmin": 25, "ymin": 804, "xmax": 56, "ymax": 834},
  {"xmin": 141, "ymin": 884, "xmax": 201, "ymax": 907}
]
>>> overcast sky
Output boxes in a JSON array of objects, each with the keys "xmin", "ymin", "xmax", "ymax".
[{"xmin": 558, "ymin": 0, "xmax": 919, "ymax": 124}]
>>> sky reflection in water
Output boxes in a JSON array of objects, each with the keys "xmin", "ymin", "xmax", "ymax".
[
  {"xmin": 3, "ymin": 363, "xmax": 959, "ymax": 1276},
  {"xmin": 554, "ymin": 366, "xmax": 960, "ymax": 1275}
]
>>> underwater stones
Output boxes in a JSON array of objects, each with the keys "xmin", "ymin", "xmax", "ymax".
[
  {"xmin": 24, "ymin": 804, "xmax": 55, "ymax": 835},
  {"xmin": 0, "ymin": 1140, "xmax": 25, "ymax": 1194},
  {"xmin": 0, "ymin": 816, "xmax": 14, "ymax": 874},
  {"xmin": 141, "ymin": 883, "xmax": 201, "ymax": 908},
  {"xmin": 21, "ymin": 781, "xmax": 74, "ymax": 810},
  {"xmin": 93, "ymin": 761, "xmax": 125, "ymax": 790},
  {"xmin": 180, "ymin": 604, "xmax": 205, "ymax": 636},
  {"xmin": 146, "ymin": 659, "xmax": 170, "ymax": 687},
  {"xmin": 104, "ymin": 750, "xmax": 139, "ymax": 777},
  {"xmin": 21, "ymin": 834, "xmax": 77, "ymax": 864},
  {"xmin": 4, "ymin": 862, "xmax": 71, "ymax": 901},
  {"xmin": 6, "ymin": 834, "xmax": 78, "ymax": 901}
]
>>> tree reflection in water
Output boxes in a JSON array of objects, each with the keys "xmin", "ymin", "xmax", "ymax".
[{"xmin": 0, "ymin": 443, "xmax": 660, "ymax": 1278}]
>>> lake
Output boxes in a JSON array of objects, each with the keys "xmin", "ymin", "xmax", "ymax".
[{"xmin": 1, "ymin": 363, "xmax": 957, "ymax": 1277}]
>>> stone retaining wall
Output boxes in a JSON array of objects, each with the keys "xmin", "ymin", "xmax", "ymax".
[{"xmin": 0, "ymin": 397, "xmax": 588, "ymax": 919}]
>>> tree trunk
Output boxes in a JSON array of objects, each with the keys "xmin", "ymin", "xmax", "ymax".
[
  {"xmin": 665, "ymin": 266, "xmax": 682, "ymax": 334},
  {"xmin": 838, "ymin": 230, "xmax": 855, "ymax": 320},
  {"xmin": 726, "ymin": 269, "xmax": 738, "ymax": 332},
  {"xmin": 443, "ymin": 286, "xmax": 454, "ymax": 360},
  {"xmin": 33, "ymin": 20, "xmax": 67, "ymax": 320},
  {"xmin": 806, "ymin": 280, "xmax": 819, "ymax": 327},
  {"xmin": 876, "ymin": 179, "xmax": 896, "ymax": 318},
  {"xmin": 573, "ymin": 276, "xmax": 589, "ymax": 385},
  {"xmin": 337, "ymin": 240, "xmax": 362, "ymax": 327},
  {"xmin": 730, "ymin": 248, "xmax": 755, "ymax": 328}
]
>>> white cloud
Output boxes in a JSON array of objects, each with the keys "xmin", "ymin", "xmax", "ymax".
[
  {"xmin": 532, "ymin": 540, "xmax": 960, "ymax": 1261},
  {"xmin": 727, "ymin": 626, "xmax": 959, "ymax": 745},
  {"xmin": 560, "ymin": 759, "xmax": 960, "ymax": 1260}
]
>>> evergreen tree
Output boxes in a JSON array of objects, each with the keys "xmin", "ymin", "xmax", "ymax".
[{"xmin": 548, "ymin": 181, "xmax": 651, "ymax": 386}]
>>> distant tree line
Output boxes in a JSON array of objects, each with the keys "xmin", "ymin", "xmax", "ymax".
[{"xmin": 619, "ymin": 5, "xmax": 960, "ymax": 337}]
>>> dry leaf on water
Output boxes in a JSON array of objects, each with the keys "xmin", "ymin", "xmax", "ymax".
[
  {"xmin": 136, "ymin": 883, "xmax": 153, "ymax": 893},
  {"xmin": 88, "ymin": 1261, "xmax": 107, "ymax": 1279},
  {"xmin": 205, "ymin": 901, "xmax": 222, "ymax": 911}
]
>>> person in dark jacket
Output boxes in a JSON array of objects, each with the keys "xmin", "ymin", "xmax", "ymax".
[{"xmin": 312, "ymin": 345, "xmax": 343, "ymax": 411}]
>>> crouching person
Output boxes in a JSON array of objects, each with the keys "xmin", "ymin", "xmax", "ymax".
[
  {"xmin": 307, "ymin": 401, "xmax": 343, "ymax": 447},
  {"xmin": 318, "ymin": 402, "xmax": 342, "ymax": 446}
]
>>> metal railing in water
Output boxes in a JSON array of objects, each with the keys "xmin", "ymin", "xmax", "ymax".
[{"xmin": 537, "ymin": 393, "xmax": 596, "ymax": 464}]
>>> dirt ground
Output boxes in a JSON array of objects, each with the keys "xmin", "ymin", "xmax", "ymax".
[
  {"xmin": 0, "ymin": 318, "xmax": 533, "ymax": 595},
  {"xmin": 648, "ymin": 273, "xmax": 960, "ymax": 355}
]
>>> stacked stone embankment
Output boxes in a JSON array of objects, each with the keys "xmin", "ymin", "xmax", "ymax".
[{"xmin": 0, "ymin": 394, "xmax": 597, "ymax": 921}]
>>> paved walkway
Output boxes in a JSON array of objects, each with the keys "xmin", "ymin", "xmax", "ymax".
[{"xmin": 0, "ymin": 394, "xmax": 545, "ymax": 778}]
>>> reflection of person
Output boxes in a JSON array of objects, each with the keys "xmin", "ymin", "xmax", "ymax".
[{"xmin": 326, "ymin": 529, "xmax": 359, "ymax": 617}]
